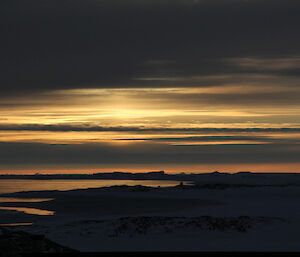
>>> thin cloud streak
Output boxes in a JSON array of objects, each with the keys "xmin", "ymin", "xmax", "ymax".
[{"xmin": 0, "ymin": 124, "xmax": 300, "ymax": 133}]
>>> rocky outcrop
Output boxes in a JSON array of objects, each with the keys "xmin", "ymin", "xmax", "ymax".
[
  {"xmin": 105, "ymin": 216, "xmax": 285, "ymax": 237},
  {"xmin": 63, "ymin": 216, "xmax": 286, "ymax": 239},
  {"xmin": 0, "ymin": 227, "xmax": 77, "ymax": 256}
]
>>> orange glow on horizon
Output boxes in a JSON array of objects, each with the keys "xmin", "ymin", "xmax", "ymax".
[{"xmin": 1, "ymin": 163, "xmax": 300, "ymax": 175}]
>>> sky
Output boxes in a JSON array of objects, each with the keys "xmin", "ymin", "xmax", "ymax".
[{"xmin": 1, "ymin": 0, "xmax": 300, "ymax": 174}]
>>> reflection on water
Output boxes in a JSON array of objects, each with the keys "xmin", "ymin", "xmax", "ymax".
[
  {"xmin": 0, "ymin": 198, "xmax": 55, "ymax": 216},
  {"xmin": 0, "ymin": 207, "xmax": 55, "ymax": 216},
  {"xmin": 0, "ymin": 223, "xmax": 33, "ymax": 227},
  {"xmin": 0, "ymin": 179, "xmax": 188, "ymax": 194},
  {"xmin": 0, "ymin": 197, "xmax": 54, "ymax": 203}
]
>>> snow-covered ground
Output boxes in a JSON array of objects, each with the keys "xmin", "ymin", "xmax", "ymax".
[{"xmin": 1, "ymin": 173, "xmax": 300, "ymax": 251}]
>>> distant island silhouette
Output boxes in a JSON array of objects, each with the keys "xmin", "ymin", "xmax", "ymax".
[{"xmin": 1, "ymin": 170, "xmax": 299, "ymax": 181}]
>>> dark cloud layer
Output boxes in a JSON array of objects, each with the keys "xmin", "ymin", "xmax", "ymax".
[
  {"xmin": 1, "ymin": 0, "xmax": 300, "ymax": 95},
  {"xmin": 0, "ymin": 124, "xmax": 300, "ymax": 133},
  {"xmin": 0, "ymin": 141, "xmax": 299, "ymax": 165}
]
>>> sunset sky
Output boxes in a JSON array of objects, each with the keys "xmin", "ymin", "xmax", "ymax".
[{"xmin": 1, "ymin": 0, "xmax": 300, "ymax": 173}]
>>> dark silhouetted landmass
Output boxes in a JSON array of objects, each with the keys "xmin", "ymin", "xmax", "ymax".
[{"xmin": 1, "ymin": 171, "xmax": 300, "ymax": 184}]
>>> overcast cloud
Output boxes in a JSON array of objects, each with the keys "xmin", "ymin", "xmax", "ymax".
[{"xmin": 1, "ymin": 0, "xmax": 300, "ymax": 95}]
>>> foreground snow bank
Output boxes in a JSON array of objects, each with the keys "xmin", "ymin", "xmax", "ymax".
[{"xmin": 21, "ymin": 215, "xmax": 291, "ymax": 252}]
